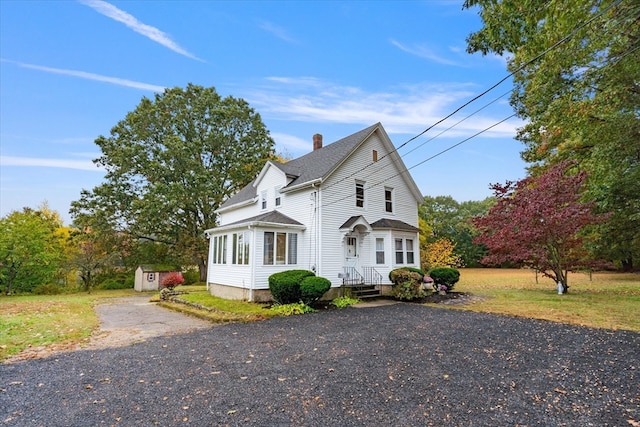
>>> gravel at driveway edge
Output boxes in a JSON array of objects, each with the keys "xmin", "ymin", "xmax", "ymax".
[
  {"xmin": 3, "ymin": 294, "xmax": 211, "ymax": 364},
  {"xmin": 1, "ymin": 303, "xmax": 638, "ymax": 426}
]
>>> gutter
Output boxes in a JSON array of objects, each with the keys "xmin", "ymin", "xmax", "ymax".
[{"xmin": 279, "ymin": 178, "xmax": 323, "ymax": 194}]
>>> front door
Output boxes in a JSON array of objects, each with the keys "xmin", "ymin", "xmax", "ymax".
[{"xmin": 343, "ymin": 236, "xmax": 361, "ymax": 285}]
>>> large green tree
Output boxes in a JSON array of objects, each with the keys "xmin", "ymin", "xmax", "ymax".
[
  {"xmin": 0, "ymin": 205, "xmax": 66, "ymax": 294},
  {"xmin": 419, "ymin": 195, "xmax": 493, "ymax": 267},
  {"xmin": 71, "ymin": 84, "xmax": 275, "ymax": 280},
  {"xmin": 464, "ymin": 0, "xmax": 640, "ymax": 270}
]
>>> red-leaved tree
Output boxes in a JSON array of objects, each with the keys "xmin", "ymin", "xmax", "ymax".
[
  {"xmin": 160, "ymin": 271, "xmax": 184, "ymax": 289},
  {"xmin": 473, "ymin": 161, "xmax": 607, "ymax": 294}
]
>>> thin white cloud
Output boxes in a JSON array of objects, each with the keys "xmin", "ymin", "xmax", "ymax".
[
  {"xmin": 79, "ymin": 0, "xmax": 203, "ymax": 61},
  {"xmin": 1, "ymin": 156, "xmax": 105, "ymax": 172},
  {"xmin": 258, "ymin": 21, "xmax": 300, "ymax": 44},
  {"xmin": 245, "ymin": 77, "xmax": 522, "ymax": 138},
  {"xmin": 271, "ymin": 132, "xmax": 310, "ymax": 152},
  {"xmin": 2, "ymin": 59, "xmax": 165, "ymax": 92},
  {"xmin": 390, "ymin": 39, "xmax": 459, "ymax": 66}
]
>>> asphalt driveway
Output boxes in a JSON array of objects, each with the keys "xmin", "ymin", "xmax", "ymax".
[{"xmin": 1, "ymin": 303, "xmax": 638, "ymax": 426}]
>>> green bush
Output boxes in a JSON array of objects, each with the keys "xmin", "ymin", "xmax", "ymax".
[
  {"xmin": 32, "ymin": 283, "xmax": 62, "ymax": 295},
  {"xmin": 182, "ymin": 268, "xmax": 200, "ymax": 285},
  {"xmin": 270, "ymin": 302, "xmax": 315, "ymax": 316},
  {"xmin": 428, "ymin": 267, "xmax": 460, "ymax": 292},
  {"xmin": 389, "ymin": 268, "xmax": 423, "ymax": 285},
  {"xmin": 403, "ymin": 266, "xmax": 426, "ymax": 277},
  {"xmin": 268, "ymin": 270, "xmax": 315, "ymax": 304},
  {"xmin": 331, "ymin": 296, "xmax": 360, "ymax": 308},
  {"xmin": 391, "ymin": 280, "xmax": 427, "ymax": 301},
  {"xmin": 300, "ymin": 276, "xmax": 331, "ymax": 304},
  {"xmin": 99, "ymin": 278, "xmax": 131, "ymax": 290},
  {"xmin": 389, "ymin": 268, "xmax": 427, "ymax": 301}
]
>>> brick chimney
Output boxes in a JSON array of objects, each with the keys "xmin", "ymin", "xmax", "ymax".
[{"xmin": 313, "ymin": 133, "xmax": 323, "ymax": 151}]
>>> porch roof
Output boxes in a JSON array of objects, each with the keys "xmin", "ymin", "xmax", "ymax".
[
  {"xmin": 205, "ymin": 210, "xmax": 305, "ymax": 234},
  {"xmin": 370, "ymin": 218, "xmax": 420, "ymax": 233}
]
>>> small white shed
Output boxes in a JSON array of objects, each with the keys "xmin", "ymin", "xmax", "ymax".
[{"xmin": 134, "ymin": 265, "xmax": 180, "ymax": 292}]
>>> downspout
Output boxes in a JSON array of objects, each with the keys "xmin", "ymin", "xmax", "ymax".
[
  {"xmin": 249, "ymin": 225, "xmax": 255, "ymax": 302},
  {"xmin": 204, "ymin": 231, "xmax": 211, "ymax": 292},
  {"xmin": 315, "ymin": 183, "xmax": 322, "ymax": 278}
]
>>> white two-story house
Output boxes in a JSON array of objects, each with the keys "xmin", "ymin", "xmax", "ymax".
[{"xmin": 204, "ymin": 122, "xmax": 423, "ymax": 301}]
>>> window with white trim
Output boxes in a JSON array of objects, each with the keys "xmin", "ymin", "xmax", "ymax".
[
  {"xmin": 261, "ymin": 191, "xmax": 268, "ymax": 210},
  {"xmin": 212, "ymin": 235, "xmax": 227, "ymax": 264},
  {"xmin": 394, "ymin": 238, "xmax": 416, "ymax": 265},
  {"xmin": 385, "ymin": 187, "xmax": 393, "ymax": 213},
  {"xmin": 275, "ymin": 186, "xmax": 282, "ymax": 207},
  {"xmin": 376, "ymin": 238, "xmax": 385, "ymax": 264},
  {"xmin": 263, "ymin": 231, "xmax": 298, "ymax": 265},
  {"xmin": 232, "ymin": 231, "xmax": 250, "ymax": 265},
  {"xmin": 406, "ymin": 239, "xmax": 415, "ymax": 264},
  {"xmin": 395, "ymin": 238, "xmax": 404, "ymax": 264},
  {"xmin": 355, "ymin": 181, "xmax": 364, "ymax": 208}
]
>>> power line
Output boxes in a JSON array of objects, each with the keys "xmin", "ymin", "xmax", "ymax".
[
  {"xmin": 317, "ymin": 0, "xmax": 628, "ymax": 209},
  {"xmin": 317, "ymin": 0, "xmax": 625, "ymax": 197}
]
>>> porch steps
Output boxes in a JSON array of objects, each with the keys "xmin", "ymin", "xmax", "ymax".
[{"xmin": 350, "ymin": 285, "xmax": 381, "ymax": 299}]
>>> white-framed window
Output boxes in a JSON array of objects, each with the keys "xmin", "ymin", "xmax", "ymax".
[
  {"xmin": 212, "ymin": 235, "xmax": 227, "ymax": 264},
  {"xmin": 275, "ymin": 186, "xmax": 282, "ymax": 207},
  {"xmin": 147, "ymin": 273, "xmax": 155, "ymax": 281},
  {"xmin": 261, "ymin": 191, "xmax": 268, "ymax": 210},
  {"xmin": 406, "ymin": 239, "xmax": 415, "ymax": 264},
  {"xmin": 375, "ymin": 238, "xmax": 385, "ymax": 264},
  {"xmin": 385, "ymin": 187, "xmax": 394, "ymax": 213},
  {"xmin": 232, "ymin": 231, "xmax": 250, "ymax": 265},
  {"xmin": 394, "ymin": 238, "xmax": 416, "ymax": 265},
  {"xmin": 395, "ymin": 238, "xmax": 404, "ymax": 264},
  {"xmin": 355, "ymin": 181, "xmax": 364, "ymax": 208},
  {"xmin": 263, "ymin": 231, "xmax": 298, "ymax": 265}
]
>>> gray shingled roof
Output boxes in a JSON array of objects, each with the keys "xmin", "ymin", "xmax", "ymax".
[
  {"xmin": 219, "ymin": 123, "xmax": 380, "ymax": 210},
  {"xmin": 221, "ymin": 210, "xmax": 304, "ymax": 228},
  {"xmin": 370, "ymin": 218, "xmax": 420, "ymax": 232}
]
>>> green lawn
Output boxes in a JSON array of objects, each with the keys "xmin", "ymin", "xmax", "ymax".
[
  {"xmin": 2, "ymin": 269, "xmax": 639, "ymax": 362},
  {"xmin": 0, "ymin": 289, "xmax": 137, "ymax": 360},
  {"xmin": 449, "ymin": 268, "xmax": 640, "ymax": 332}
]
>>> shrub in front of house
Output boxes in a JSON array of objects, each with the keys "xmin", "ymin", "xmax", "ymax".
[
  {"xmin": 428, "ymin": 267, "xmax": 460, "ymax": 292},
  {"xmin": 300, "ymin": 276, "xmax": 331, "ymax": 304},
  {"xmin": 270, "ymin": 302, "xmax": 315, "ymax": 316},
  {"xmin": 268, "ymin": 270, "xmax": 316, "ymax": 304},
  {"xmin": 389, "ymin": 268, "xmax": 427, "ymax": 301}
]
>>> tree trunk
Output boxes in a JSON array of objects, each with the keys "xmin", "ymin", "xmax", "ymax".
[
  {"xmin": 621, "ymin": 257, "xmax": 633, "ymax": 272},
  {"xmin": 198, "ymin": 256, "xmax": 207, "ymax": 283}
]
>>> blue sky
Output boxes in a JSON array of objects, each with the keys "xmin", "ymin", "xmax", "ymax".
[{"xmin": 0, "ymin": 0, "xmax": 526, "ymax": 225}]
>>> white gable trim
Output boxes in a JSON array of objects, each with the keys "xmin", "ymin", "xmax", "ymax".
[
  {"xmin": 216, "ymin": 197, "xmax": 256, "ymax": 214},
  {"xmin": 253, "ymin": 161, "xmax": 286, "ymax": 189},
  {"xmin": 339, "ymin": 215, "xmax": 372, "ymax": 235}
]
